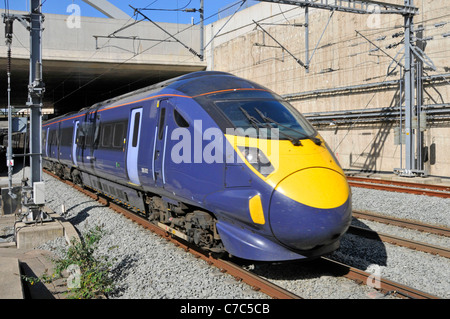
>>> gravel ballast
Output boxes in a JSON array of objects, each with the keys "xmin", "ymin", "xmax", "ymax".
[
  {"xmin": 41, "ymin": 174, "xmax": 268, "ymax": 299},
  {"xmin": 37, "ymin": 174, "xmax": 450, "ymax": 299}
]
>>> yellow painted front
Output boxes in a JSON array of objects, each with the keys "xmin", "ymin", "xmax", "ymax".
[
  {"xmin": 276, "ymin": 168, "xmax": 349, "ymax": 209},
  {"xmin": 225, "ymin": 134, "xmax": 350, "ymax": 210}
]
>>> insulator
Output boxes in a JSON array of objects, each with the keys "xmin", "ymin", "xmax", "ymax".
[
  {"xmin": 5, "ymin": 19, "xmax": 13, "ymax": 45},
  {"xmin": 6, "ymin": 48, "xmax": 11, "ymax": 74}
]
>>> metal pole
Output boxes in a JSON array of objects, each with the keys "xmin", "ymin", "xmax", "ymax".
[
  {"xmin": 27, "ymin": 0, "xmax": 44, "ymax": 186},
  {"xmin": 410, "ymin": 35, "xmax": 416, "ymax": 171},
  {"xmin": 210, "ymin": 23, "xmax": 214, "ymax": 70},
  {"xmin": 5, "ymin": 19, "xmax": 13, "ymax": 194},
  {"xmin": 416, "ymin": 60, "xmax": 423, "ymax": 171},
  {"xmin": 200, "ymin": 0, "xmax": 204, "ymax": 61},
  {"xmin": 399, "ymin": 67, "xmax": 403, "ymax": 170},
  {"xmin": 305, "ymin": 6, "xmax": 309, "ymax": 73},
  {"xmin": 403, "ymin": 0, "xmax": 414, "ymax": 175}
]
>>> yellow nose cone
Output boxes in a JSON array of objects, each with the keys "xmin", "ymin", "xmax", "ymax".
[{"xmin": 275, "ymin": 168, "xmax": 350, "ymax": 209}]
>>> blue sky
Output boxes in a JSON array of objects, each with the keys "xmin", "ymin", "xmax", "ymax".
[{"xmin": 1, "ymin": 0, "xmax": 258, "ymax": 23}]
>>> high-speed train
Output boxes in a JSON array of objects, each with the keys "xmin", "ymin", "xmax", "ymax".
[{"xmin": 42, "ymin": 71, "xmax": 352, "ymax": 261}]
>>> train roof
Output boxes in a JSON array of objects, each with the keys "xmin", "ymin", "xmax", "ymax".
[
  {"xmin": 45, "ymin": 71, "xmax": 272, "ymax": 124},
  {"xmin": 89, "ymin": 71, "xmax": 268, "ymax": 109}
]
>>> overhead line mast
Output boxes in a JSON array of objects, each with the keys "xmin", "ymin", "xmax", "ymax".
[{"xmin": 2, "ymin": 0, "xmax": 46, "ymax": 220}]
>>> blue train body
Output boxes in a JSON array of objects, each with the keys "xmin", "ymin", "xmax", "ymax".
[{"xmin": 43, "ymin": 71, "xmax": 352, "ymax": 261}]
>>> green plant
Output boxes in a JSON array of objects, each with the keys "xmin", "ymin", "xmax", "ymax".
[{"xmin": 23, "ymin": 225, "xmax": 115, "ymax": 299}]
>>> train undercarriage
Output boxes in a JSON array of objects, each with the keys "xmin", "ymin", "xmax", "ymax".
[{"xmin": 44, "ymin": 160, "xmax": 225, "ymax": 254}]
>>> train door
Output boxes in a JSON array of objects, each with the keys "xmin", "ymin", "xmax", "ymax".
[
  {"xmin": 152, "ymin": 99, "xmax": 193, "ymax": 197},
  {"xmin": 72, "ymin": 121, "xmax": 79, "ymax": 166},
  {"xmin": 77, "ymin": 110, "xmax": 99, "ymax": 174},
  {"xmin": 126, "ymin": 108, "xmax": 143, "ymax": 185},
  {"xmin": 48, "ymin": 125, "xmax": 59, "ymax": 159},
  {"xmin": 153, "ymin": 100, "xmax": 170, "ymax": 188}
]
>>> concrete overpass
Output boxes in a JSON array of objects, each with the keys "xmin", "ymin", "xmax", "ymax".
[{"xmin": 0, "ymin": 10, "xmax": 206, "ymax": 116}]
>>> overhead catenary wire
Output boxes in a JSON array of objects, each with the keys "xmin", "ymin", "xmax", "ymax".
[
  {"xmin": 139, "ymin": 0, "xmax": 193, "ymax": 12},
  {"xmin": 54, "ymin": 1, "xmax": 288, "ymax": 104},
  {"xmin": 220, "ymin": 4, "xmax": 449, "ymax": 86},
  {"xmin": 40, "ymin": 1, "xmax": 450, "ymax": 114},
  {"xmin": 48, "ymin": 11, "xmax": 141, "ymax": 99},
  {"xmin": 51, "ymin": 1, "xmax": 248, "ymax": 106},
  {"xmin": 130, "ymin": 5, "xmax": 203, "ymax": 60}
]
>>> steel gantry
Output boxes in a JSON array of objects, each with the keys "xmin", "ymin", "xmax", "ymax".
[
  {"xmin": 258, "ymin": 0, "xmax": 430, "ymax": 177},
  {"xmin": 258, "ymin": 0, "xmax": 418, "ymax": 15}
]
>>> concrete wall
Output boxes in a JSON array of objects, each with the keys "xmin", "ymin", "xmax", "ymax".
[
  {"xmin": 206, "ymin": 1, "xmax": 450, "ymax": 177},
  {"xmin": 0, "ymin": 10, "xmax": 204, "ymax": 66},
  {"xmin": 0, "ymin": 11, "xmax": 206, "ymax": 111}
]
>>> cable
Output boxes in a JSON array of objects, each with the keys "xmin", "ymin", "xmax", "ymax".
[
  {"xmin": 48, "ymin": 11, "xmax": 140, "ymax": 100},
  {"xmin": 204, "ymin": 0, "xmax": 248, "ymax": 50},
  {"xmin": 278, "ymin": 3, "xmax": 291, "ymax": 25},
  {"xmin": 4, "ymin": 0, "xmax": 9, "ymax": 15},
  {"xmin": 144, "ymin": 0, "xmax": 159, "ymax": 9},
  {"xmin": 52, "ymin": 0, "xmax": 249, "ymax": 106},
  {"xmin": 332, "ymin": 73, "xmax": 391, "ymax": 153},
  {"xmin": 140, "ymin": 0, "xmax": 193, "ymax": 12}
]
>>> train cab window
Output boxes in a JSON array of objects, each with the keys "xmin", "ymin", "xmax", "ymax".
[
  {"xmin": 158, "ymin": 108, "xmax": 166, "ymax": 140},
  {"xmin": 215, "ymin": 98, "xmax": 316, "ymax": 140},
  {"xmin": 174, "ymin": 109, "xmax": 189, "ymax": 128}
]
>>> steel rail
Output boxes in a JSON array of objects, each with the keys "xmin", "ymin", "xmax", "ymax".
[
  {"xmin": 348, "ymin": 178, "xmax": 450, "ymax": 199},
  {"xmin": 228, "ymin": 255, "xmax": 441, "ymax": 299},
  {"xmin": 352, "ymin": 210, "xmax": 450, "ymax": 237},
  {"xmin": 348, "ymin": 225, "xmax": 450, "ymax": 258},
  {"xmin": 319, "ymin": 257, "xmax": 440, "ymax": 299},
  {"xmin": 347, "ymin": 176, "xmax": 450, "ymax": 192}
]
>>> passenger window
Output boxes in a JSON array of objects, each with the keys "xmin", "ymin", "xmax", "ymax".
[
  {"xmin": 113, "ymin": 123, "xmax": 125, "ymax": 148},
  {"xmin": 60, "ymin": 127, "xmax": 74, "ymax": 146},
  {"xmin": 132, "ymin": 112, "xmax": 141, "ymax": 147},
  {"xmin": 158, "ymin": 108, "xmax": 166, "ymax": 140},
  {"xmin": 174, "ymin": 109, "xmax": 189, "ymax": 128},
  {"xmin": 102, "ymin": 124, "xmax": 113, "ymax": 148}
]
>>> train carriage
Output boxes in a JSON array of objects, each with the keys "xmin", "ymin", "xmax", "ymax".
[{"xmin": 43, "ymin": 71, "xmax": 352, "ymax": 261}]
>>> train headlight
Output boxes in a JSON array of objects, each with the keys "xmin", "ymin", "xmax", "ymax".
[{"xmin": 238, "ymin": 146, "xmax": 274, "ymax": 177}]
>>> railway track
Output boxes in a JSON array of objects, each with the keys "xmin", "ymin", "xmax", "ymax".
[
  {"xmin": 318, "ymin": 257, "xmax": 440, "ymax": 299},
  {"xmin": 347, "ymin": 176, "xmax": 450, "ymax": 198},
  {"xmin": 353, "ymin": 209, "xmax": 450, "ymax": 237},
  {"xmin": 106, "ymin": 198, "xmax": 301, "ymax": 299},
  {"xmin": 43, "ymin": 169, "xmax": 300, "ymax": 299},
  {"xmin": 43, "ymin": 170, "xmax": 442, "ymax": 299},
  {"xmin": 350, "ymin": 209, "xmax": 450, "ymax": 258},
  {"xmin": 348, "ymin": 225, "xmax": 450, "ymax": 258}
]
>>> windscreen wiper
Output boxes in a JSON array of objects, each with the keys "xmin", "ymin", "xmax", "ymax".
[
  {"xmin": 255, "ymin": 108, "xmax": 322, "ymax": 146},
  {"xmin": 240, "ymin": 107, "xmax": 302, "ymax": 146},
  {"xmin": 239, "ymin": 107, "xmax": 261, "ymax": 131}
]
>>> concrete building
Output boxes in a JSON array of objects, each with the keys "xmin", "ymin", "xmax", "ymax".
[{"xmin": 0, "ymin": 1, "xmax": 449, "ymax": 177}]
